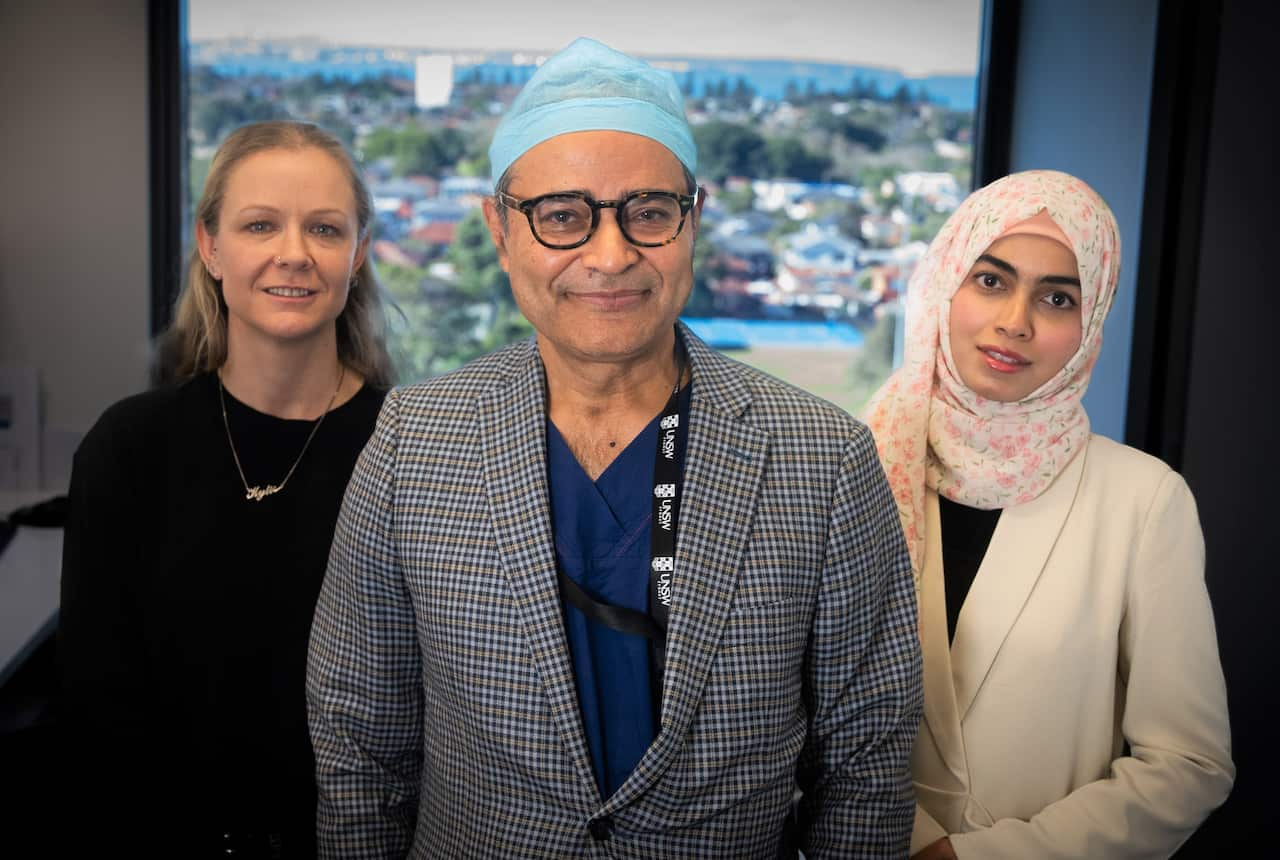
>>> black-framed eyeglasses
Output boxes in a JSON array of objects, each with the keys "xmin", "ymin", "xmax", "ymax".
[{"xmin": 496, "ymin": 188, "xmax": 699, "ymax": 250}]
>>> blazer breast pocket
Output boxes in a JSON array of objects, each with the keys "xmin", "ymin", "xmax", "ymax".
[
  {"xmin": 698, "ymin": 598, "xmax": 808, "ymax": 756},
  {"xmin": 668, "ymin": 597, "xmax": 809, "ymax": 806},
  {"xmin": 722, "ymin": 596, "xmax": 807, "ymax": 648}
]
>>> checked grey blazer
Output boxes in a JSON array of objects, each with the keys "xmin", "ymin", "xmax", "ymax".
[{"xmin": 307, "ymin": 324, "xmax": 921, "ymax": 859}]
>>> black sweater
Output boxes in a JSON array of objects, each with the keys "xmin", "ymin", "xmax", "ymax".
[{"xmin": 59, "ymin": 372, "xmax": 384, "ymax": 856}]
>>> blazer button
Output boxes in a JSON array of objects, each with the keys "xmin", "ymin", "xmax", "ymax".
[{"xmin": 588, "ymin": 816, "xmax": 614, "ymax": 842}]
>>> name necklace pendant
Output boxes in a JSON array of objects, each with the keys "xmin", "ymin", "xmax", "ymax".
[{"xmin": 218, "ymin": 365, "xmax": 344, "ymax": 502}]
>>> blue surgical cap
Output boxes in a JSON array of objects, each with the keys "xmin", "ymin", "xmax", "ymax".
[{"xmin": 488, "ymin": 37, "xmax": 697, "ymax": 187}]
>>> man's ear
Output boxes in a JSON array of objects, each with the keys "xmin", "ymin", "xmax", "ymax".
[
  {"xmin": 195, "ymin": 220, "xmax": 221, "ymax": 280},
  {"xmin": 481, "ymin": 198, "xmax": 511, "ymax": 273},
  {"xmin": 690, "ymin": 186, "xmax": 705, "ymax": 239}
]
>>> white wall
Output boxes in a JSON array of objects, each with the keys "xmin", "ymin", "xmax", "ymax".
[
  {"xmin": 1007, "ymin": 0, "xmax": 1159, "ymax": 442},
  {"xmin": 0, "ymin": 0, "xmax": 151, "ymax": 487}
]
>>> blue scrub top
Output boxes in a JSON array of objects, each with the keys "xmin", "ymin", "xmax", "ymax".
[{"xmin": 547, "ymin": 383, "xmax": 691, "ymax": 799}]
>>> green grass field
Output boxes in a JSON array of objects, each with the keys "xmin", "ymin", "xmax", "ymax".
[{"xmin": 724, "ymin": 344, "xmax": 880, "ymax": 417}]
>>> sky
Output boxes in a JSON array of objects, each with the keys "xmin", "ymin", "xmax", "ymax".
[{"xmin": 189, "ymin": 0, "xmax": 982, "ymax": 77}]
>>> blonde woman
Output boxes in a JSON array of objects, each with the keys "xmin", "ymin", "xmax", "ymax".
[
  {"xmin": 865, "ymin": 170, "xmax": 1233, "ymax": 859},
  {"xmin": 60, "ymin": 121, "xmax": 392, "ymax": 857}
]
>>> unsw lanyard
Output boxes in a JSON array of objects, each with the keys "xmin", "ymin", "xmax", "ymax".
[{"xmin": 555, "ymin": 351, "xmax": 688, "ymax": 689}]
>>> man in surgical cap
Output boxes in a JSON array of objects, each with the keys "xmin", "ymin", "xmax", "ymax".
[{"xmin": 308, "ymin": 37, "xmax": 921, "ymax": 859}]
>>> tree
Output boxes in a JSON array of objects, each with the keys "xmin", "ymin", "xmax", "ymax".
[
  {"xmin": 381, "ymin": 262, "xmax": 475, "ymax": 381},
  {"xmin": 455, "ymin": 152, "xmax": 490, "ymax": 178},
  {"xmin": 836, "ymin": 200, "xmax": 870, "ymax": 239},
  {"xmin": 859, "ymin": 164, "xmax": 904, "ymax": 203},
  {"xmin": 910, "ymin": 209, "xmax": 951, "ymax": 243},
  {"xmin": 321, "ymin": 117, "xmax": 356, "ymax": 149},
  {"xmin": 850, "ymin": 74, "xmax": 883, "ymax": 101},
  {"xmin": 191, "ymin": 94, "xmax": 284, "ymax": 144},
  {"xmin": 718, "ymin": 183, "xmax": 756, "ymax": 214},
  {"xmin": 729, "ymin": 76, "xmax": 756, "ymax": 110},
  {"xmin": 765, "ymin": 136, "xmax": 832, "ymax": 181},
  {"xmin": 360, "ymin": 124, "xmax": 471, "ymax": 177},
  {"xmin": 361, "ymin": 126, "xmax": 398, "ymax": 160},
  {"xmin": 287, "ymin": 73, "xmax": 328, "ymax": 101},
  {"xmin": 691, "ymin": 121, "xmax": 768, "ymax": 183},
  {"xmin": 381, "ymin": 210, "xmax": 531, "ymax": 382},
  {"xmin": 189, "ymin": 155, "xmax": 212, "ymax": 205},
  {"xmin": 840, "ymin": 122, "xmax": 887, "ymax": 152},
  {"xmin": 686, "ymin": 231, "xmax": 725, "ymax": 317},
  {"xmin": 458, "ymin": 78, "xmax": 501, "ymax": 113},
  {"xmin": 447, "ymin": 210, "xmax": 531, "ymax": 353},
  {"xmin": 813, "ymin": 114, "xmax": 888, "ymax": 152},
  {"xmin": 847, "ymin": 308, "xmax": 897, "ymax": 410}
]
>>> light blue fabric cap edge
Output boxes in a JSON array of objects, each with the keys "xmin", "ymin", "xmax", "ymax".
[{"xmin": 488, "ymin": 96, "xmax": 698, "ymax": 187}]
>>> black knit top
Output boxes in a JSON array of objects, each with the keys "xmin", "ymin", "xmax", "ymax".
[{"xmin": 59, "ymin": 372, "xmax": 385, "ymax": 856}]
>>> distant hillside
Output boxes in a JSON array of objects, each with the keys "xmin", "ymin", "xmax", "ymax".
[
  {"xmin": 654, "ymin": 57, "xmax": 975, "ymax": 110},
  {"xmin": 191, "ymin": 40, "xmax": 977, "ymax": 110}
]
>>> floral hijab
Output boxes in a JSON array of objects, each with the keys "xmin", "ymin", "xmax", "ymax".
[{"xmin": 864, "ymin": 170, "xmax": 1121, "ymax": 581}]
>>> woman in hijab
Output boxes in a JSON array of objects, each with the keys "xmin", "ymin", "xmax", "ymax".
[{"xmin": 865, "ymin": 170, "xmax": 1233, "ymax": 859}]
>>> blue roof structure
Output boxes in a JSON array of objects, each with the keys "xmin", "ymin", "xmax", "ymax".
[{"xmin": 681, "ymin": 317, "xmax": 865, "ymax": 350}]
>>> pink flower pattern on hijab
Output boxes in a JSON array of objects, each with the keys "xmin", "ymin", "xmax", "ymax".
[{"xmin": 864, "ymin": 170, "xmax": 1121, "ymax": 583}]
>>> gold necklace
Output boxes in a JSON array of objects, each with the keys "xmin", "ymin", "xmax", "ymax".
[{"xmin": 218, "ymin": 365, "xmax": 345, "ymax": 502}]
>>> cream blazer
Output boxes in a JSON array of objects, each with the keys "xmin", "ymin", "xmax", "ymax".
[{"xmin": 910, "ymin": 434, "xmax": 1234, "ymax": 859}]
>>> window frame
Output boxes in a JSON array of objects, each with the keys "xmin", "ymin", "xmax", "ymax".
[
  {"xmin": 1124, "ymin": 0, "xmax": 1223, "ymax": 466},
  {"xmin": 148, "ymin": 0, "xmax": 188, "ymax": 339},
  {"xmin": 148, "ymin": 1, "xmax": 1019, "ymax": 338}
]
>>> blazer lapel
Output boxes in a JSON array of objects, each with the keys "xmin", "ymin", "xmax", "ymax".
[
  {"xmin": 917, "ymin": 489, "xmax": 968, "ymax": 785},
  {"xmin": 474, "ymin": 341, "xmax": 599, "ymax": 800},
  {"xmin": 605, "ymin": 326, "xmax": 769, "ymax": 808},
  {"xmin": 951, "ymin": 441, "xmax": 1089, "ymax": 722}
]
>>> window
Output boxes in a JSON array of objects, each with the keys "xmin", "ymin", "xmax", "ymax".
[{"xmin": 179, "ymin": 1, "xmax": 984, "ymax": 414}]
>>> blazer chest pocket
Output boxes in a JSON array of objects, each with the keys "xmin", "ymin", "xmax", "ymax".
[
  {"xmin": 722, "ymin": 596, "xmax": 806, "ymax": 647},
  {"xmin": 683, "ymin": 598, "xmax": 808, "ymax": 786},
  {"xmin": 711, "ymin": 599, "xmax": 806, "ymax": 711}
]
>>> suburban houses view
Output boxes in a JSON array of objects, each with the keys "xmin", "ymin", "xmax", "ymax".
[{"xmin": 188, "ymin": 39, "xmax": 977, "ymax": 413}]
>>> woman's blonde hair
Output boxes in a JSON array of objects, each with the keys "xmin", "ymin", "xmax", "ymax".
[{"xmin": 159, "ymin": 120, "xmax": 394, "ymax": 387}]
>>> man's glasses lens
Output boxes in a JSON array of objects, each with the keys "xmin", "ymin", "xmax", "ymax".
[
  {"xmin": 529, "ymin": 196, "xmax": 595, "ymax": 246},
  {"xmin": 526, "ymin": 192, "xmax": 687, "ymax": 248}
]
